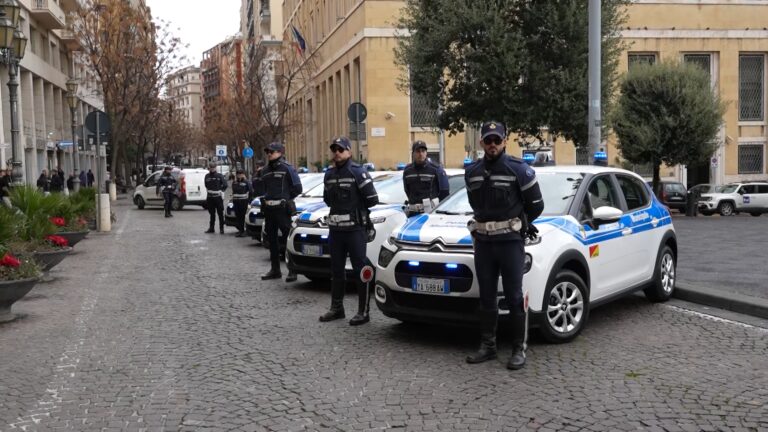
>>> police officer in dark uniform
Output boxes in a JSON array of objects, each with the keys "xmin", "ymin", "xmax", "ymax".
[
  {"xmin": 465, "ymin": 121, "xmax": 544, "ymax": 370},
  {"xmin": 403, "ymin": 140, "xmax": 450, "ymax": 216},
  {"xmin": 204, "ymin": 163, "xmax": 228, "ymax": 233},
  {"xmin": 156, "ymin": 166, "xmax": 178, "ymax": 218},
  {"xmin": 319, "ymin": 137, "xmax": 379, "ymax": 326},
  {"xmin": 231, "ymin": 169, "xmax": 253, "ymax": 237},
  {"xmin": 260, "ymin": 142, "xmax": 302, "ymax": 282}
]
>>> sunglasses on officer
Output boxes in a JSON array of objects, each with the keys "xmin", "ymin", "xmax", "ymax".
[
  {"xmin": 483, "ymin": 136, "xmax": 503, "ymax": 146},
  {"xmin": 264, "ymin": 149, "xmax": 275, "ymax": 154},
  {"xmin": 330, "ymin": 146, "xmax": 347, "ymax": 154}
]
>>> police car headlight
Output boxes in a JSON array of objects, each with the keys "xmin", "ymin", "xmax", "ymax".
[
  {"xmin": 523, "ymin": 253, "xmax": 533, "ymax": 273},
  {"xmin": 370, "ymin": 216, "xmax": 387, "ymax": 224},
  {"xmin": 378, "ymin": 246, "xmax": 396, "ymax": 267}
]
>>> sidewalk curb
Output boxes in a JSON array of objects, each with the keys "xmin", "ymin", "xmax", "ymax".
[{"xmin": 674, "ymin": 282, "xmax": 768, "ymax": 320}]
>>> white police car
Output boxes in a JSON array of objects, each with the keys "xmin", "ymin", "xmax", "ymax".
[{"xmin": 375, "ymin": 166, "xmax": 677, "ymax": 343}]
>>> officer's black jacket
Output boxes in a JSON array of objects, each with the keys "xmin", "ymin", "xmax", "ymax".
[
  {"xmin": 204, "ymin": 172, "xmax": 228, "ymax": 192},
  {"xmin": 323, "ymin": 159, "xmax": 379, "ymax": 230},
  {"xmin": 403, "ymin": 160, "xmax": 450, "ymax": 203},
  {"xmin": 261, "ymin": 158, "xmax": 302, "ymax": 200},
  {"xmin": 231, "ymin": 179, "xmax": 253, "ymax": 200},
  {"xmin": 156, "ymin": 174, "xmax": 177, "ymax": 195},
  {"xmin": 252, "ymin": 168, "xmax": 265, "ymax": 196},
  {"xmin": 0, "ymin": 174, "xmax": 10, "ymax": 197},
  {"xmin": 465, "ymin": 151, "xmax": 544, "ymax": 241}
]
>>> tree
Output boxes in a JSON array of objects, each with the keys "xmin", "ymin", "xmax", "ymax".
[
  {"xmin": 611, "ymin": 61, "xmax": 725, "ymax": 192},
  {"xmin": 395, "ymin": 0, "xmax": 627, "ymax": 147}
]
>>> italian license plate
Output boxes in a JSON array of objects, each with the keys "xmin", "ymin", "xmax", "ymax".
[
  {"xmin": 302, "ymin": 244, "xmax": 322, "ymax": 256},
  {"xmin": 412, "ymin": 277, "xmax": 449, "ymax": 294}
]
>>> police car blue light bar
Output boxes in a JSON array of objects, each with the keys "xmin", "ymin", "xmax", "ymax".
[
  {"xmin": 396, "ymin": 163, "xmax": 407, "ymax": 171},
  {"xmin": 463, "ymin": 158, "xmax": 473, "ymax": 168},
  {"xmin": 408, "ymin": 261, "xmax": 420, "ymax": 267},
  {"xmin": 445, "ymin": 263, "xmax": 458, "ymax": 269},
  {"xmin": 594, "ymin": 151, "xmax": 608, "ymax": 161},
  {"xmin": 300, "ymin": 234, "xmax": 308, "ymax": 238},
  {"xmin": 523, "ymin": 153, "xmax": 535, "ymax": 163}
]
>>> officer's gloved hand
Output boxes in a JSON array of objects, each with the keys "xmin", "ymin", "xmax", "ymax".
[
  {"xmin": 366, "ymin": 227, "xmax": 376, "ymax": 242},
  {"xmin": 526, "ymin": 224, "xmax": 539, "ymax": 241}
]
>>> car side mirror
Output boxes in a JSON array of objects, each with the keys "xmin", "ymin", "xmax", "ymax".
[
  {"xmin": 592, "ymin": 206, "xmax": 623, "ymax": 225},
  {"xmin": 737, "ymin": 189, "xmax": 745, "ymax": 195}
]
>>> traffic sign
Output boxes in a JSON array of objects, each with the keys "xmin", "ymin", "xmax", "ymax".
[
  {"xmin": 347, "ymin": 102, "xmax": 367, "ymax": 123},
  {"xmin": 85, "ymin": 110, "xmax": 110, "ymax": 135},
  {"xmin": 711, "ymin": 156, "xmax": 718, "ymax": 168},
  {"xmin": 216, "ymin": 145, "xmax": 227, "ymax": 157},
  {"xmin": 243, "ymin": 147, "xmax": 254, "ymax": 159}
]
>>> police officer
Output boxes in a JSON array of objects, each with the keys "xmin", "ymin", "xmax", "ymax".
[
  {"xmin": 319, "ymin": 137, "xmax": 379, "ymax": 326},
  {"xmin": 260, "ymin": 142, "xmax": 302, "ymax": 282},
  {"xmin": 156, "ymin": 166, "xmax": 178, "ymax": 218},
  {"xmin": 204, "ymin": 163, "xmax": 228, "ymax": 233},
  {"xmin": 231, "ymin": 169, "xmax": 253, "ymax": 237},
  {"xmin": 464, "ymin": 121, "xmax": 544, "ymax": 370},
  {"xmin": 402, "ymin": 140, "xmax": 450, "ymax": 216}
]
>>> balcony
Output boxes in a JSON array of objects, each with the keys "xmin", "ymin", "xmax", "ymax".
[
  {"xmin": 54, "ymin": 29, "xmax": 81, "ymax": 51},
  {"xmin": 30, "ymin": 0, "xmax": 67, "ymax": 30},
  {"xmin": 259, "ymin": 2, "xmax": 270, "ymax": 20}
]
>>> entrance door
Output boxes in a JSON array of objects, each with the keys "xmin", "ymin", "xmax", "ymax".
[{"xmin": 686, "ymin": 161, "xmax": 710, "ymax": 189}]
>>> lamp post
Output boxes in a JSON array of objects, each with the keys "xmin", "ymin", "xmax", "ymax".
[
  {"xmin": 66, "ymin": 78, "xmax": 80, "ymax": 192},
  {"xmin": 0, "ymin": 0, "xmax": 27, "ymax": 185}
]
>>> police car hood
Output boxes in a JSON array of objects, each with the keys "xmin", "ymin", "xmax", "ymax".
[
  {"xmin": 297, "ymin": 203, "xmax": 404, "ymax": 222},
  {"xmin": 392, "ymin": 213, "xmax": 558, "ymax": 245},
  {"xmin": 249, "ymin": 197, "xmax": 324, "ymax": 211}
]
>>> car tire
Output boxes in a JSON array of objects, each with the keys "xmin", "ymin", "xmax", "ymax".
[
  {"xmin": 171, "ymin": 197, "xmax": 183, "ymax": 211},
  {"xmin": 643, "ymin": 245, "xmax": 676, "ymax": 303},
  {"xmin": 750, "ymin": 212, "xmax": 761, "ymax": 217},
  {"xmin": 135, "ymin": 196, "xmax": 145, "ymax": 210},
  {"xmin": 718, "ymin": 201, "xmax": 734, "ymax": 216},
  {"xmin": 537, "ymin": 269, "xmax": 589, "ymax": 344}
]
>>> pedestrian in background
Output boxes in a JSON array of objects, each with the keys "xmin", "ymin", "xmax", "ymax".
[
  {"xmin": 37, "ymin": 170, "xmax": 51, "ymax": 195},
  {"xmin": 231, "ymin": 169, "xmax": 253, "ymax": 238},
  {"xmin": 79, "ymin": 170, "xmax": 87, "ymax": 188},
  {"xmin": 204, "ymin": 162, "xmax": 228, "ymax": 233},
  {"xmin": 155, "ymin": 166, "xmax": 177, "ymax": 218},
  {"xmin": 319, "ymin": 137, "xmax": 379, "ymax": 325},
  {"xmin": 87, "ymin": 169, "xmax": 95, "ymax": 187},
  {"xmin": 0, "ymin": 168, "xmax": 11, "ymax": 207},
  {"xmin": 403, "ymin": 140, "xmax": 450, "ymax": 216},
  {"xmin": 259, "ymin": 142, "xmax": 302, "ymax": 282},
  {"xmin": 464, "ymin": 121, "xmax": 544, "ymax": 370},
  {"xmin": 66, "ymin": 171, "xmax": 76, "ymax": 192},
  {"xmin": 50, "ymin": 168, "xmax": 64, "ymax": 193}
]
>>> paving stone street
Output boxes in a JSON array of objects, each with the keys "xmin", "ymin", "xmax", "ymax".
[{"xmin": 1, "ymin": 201, "xmax": 768, "ymax": 431}]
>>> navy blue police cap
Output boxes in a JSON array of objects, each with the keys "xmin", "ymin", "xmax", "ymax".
[
  {"xmin": 411, "ymin": 140, "xmax": 428, "ymax": 152},
  {"xmin": 266, "ymin": 142, "xmax": 285, "ymax": 153},
  {"xmin": 480, "ymin": 121, "xmax": 506, "ymax": 140},
  {"xmin": 330, "ymin": 136, "xmax": 352, "ymax": 151}
]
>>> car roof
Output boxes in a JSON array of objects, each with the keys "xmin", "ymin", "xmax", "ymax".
[{"xmin": 534, "ymin": 165, "xmax": 643, "ymax": 177}]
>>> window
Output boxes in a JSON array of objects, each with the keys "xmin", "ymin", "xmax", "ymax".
[
  {"xmin": 740, "ymin": 185, "xmax": 758, "ymax": 194},
  {"xmin": 683, "ymin": 54, "xmax": 711, "ymax": 82},
  {"xmin": 587, "ymin": 176, "xmax": 620, "ymax": 210},
  {"xmin": 757, "ymin": 185, "xmax": 768, "ymax": 194},
  {"xmin": 410, "ymin": 91, "xmax": 438, "ymax": 127},
  {"xmin": 617, "ymin": 175, "xmax": 649, "ymax": 211},
  {"xmin": 739, "ymin": 55, "xmax": 764, "ymax": 121},
  {"xmin": 738, "ymin": 144, "xmax": 764, "ymax": 174},
  {"xmin": 145, "ymin": 173, "xmax": 158, "ymax": 187},
  {"xmin": 628, "ymin": 53, "xmax": 656, "ymax": 70}
]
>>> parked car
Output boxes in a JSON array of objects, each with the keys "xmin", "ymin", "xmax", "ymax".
[
  {"xmin": 698, "ymin": 182, "xmax": 768, "ymax": 216},
  {"xmin": 376, "ymin": 166, "xmax": 677, "ymax": 343},
  {"xmin": 648, "ymin": 181, "xmax": 687, "ymax": 212},
  {"xmin": 133, "ymin": 168, "xmax": 209, "ymax": 211}
]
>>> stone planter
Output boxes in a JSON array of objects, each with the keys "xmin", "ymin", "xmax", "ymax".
[
  {"xmin": 32, "ymin": 247, "xmax": 73, "ymax": 272},
  {"xmin": 0, "ymin": 277, "xmax": 40, "ymax": 323},
  {"xmin": 57, "ymin": 231, "xmax": 89, "ymax": 247}
]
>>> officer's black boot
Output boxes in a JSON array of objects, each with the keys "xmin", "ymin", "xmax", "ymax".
[
  {"xmin": 219, "ymin": 224, "xmax": 225, "ymax": 234},
  {"xmin": 205, "ymin": 224, "xmax": 215, "ymax": 233},
  {"xmin": 262, "ymin": 256, "xmax": 282, "ymax": 280},
  {"xmin": 285, "ymin": 270, "xmax": 297, "ymax": 283},
  {"xmin": 466, "ymin": 311, "xmax": 498, "ymax": 364},
  {"xmin": 507, "ymin": 312, "xmax": 527, "ymax": 370},
  {"xmin": 319, "ymin": 280, "xmax": 346, "ymax": 322},
  {"xmin": 349, "ymin": 281, "xmax": 370, "ymax": 326},
  {"xmin": 236, "ymin": 231, "xmax": 246, "ymax": 238}
]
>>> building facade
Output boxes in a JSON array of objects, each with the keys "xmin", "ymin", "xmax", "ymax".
[
  {"xmin": 241, "ymin": 0, "xmax": 284, "ymax": 70},
  {"xmin": 0, "ymin": 0, "xmax": 103, "ymax": 185},
  {"xmin": 167, "ymin": 66, "xmax": 203, "ymax": 129},
  {"xmin": 201, "ymin": 35, "xmax": 244, "ymax": 129}
]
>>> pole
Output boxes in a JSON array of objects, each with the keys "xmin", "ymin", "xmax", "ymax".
[
  {"xmin": 437, "ymin": 78, "xmax": 445, "ymax": 166},
  {"xmin": 587, "ymin": 0, "xmax": 601, "ymax": 164},
  {"xmin": 96, "ymin": 111, "xmax": 102, "ymax": 231},
  {"xmin": 8, "ymin": 60, "xmax": 22, "ymax": 185},
  {"xmin": 70, "ymin": 105, "xmax": 80, "ymax": 192}
]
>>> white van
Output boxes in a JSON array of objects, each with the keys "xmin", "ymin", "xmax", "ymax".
[
  {"xmin": 180, "ymin": 168, "xmax": 209, "ymax": 207},
  {"xmin": 133, "ymin": 168, "xmax": 209, "ymax": 210}
]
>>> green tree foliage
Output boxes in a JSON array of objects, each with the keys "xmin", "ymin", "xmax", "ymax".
[
  {"xmin": 612, "ymin": 61, "xmax": 725, "ymax": 191},
  {"xmin": 395, "ymin": 0, "xmax": 627, "ymax": 146}
]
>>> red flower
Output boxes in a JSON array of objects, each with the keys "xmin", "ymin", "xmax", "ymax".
[
  {"xmin": 0, "ymin": 253, "xmax": 21, "ymax": 268},
  {"xmin": 45, "ymin": 235, "xmax": 69, "ymax": 247},
  {"xmin": 50, "ymin": 217, "xmax": 66, "ymax": 227}
]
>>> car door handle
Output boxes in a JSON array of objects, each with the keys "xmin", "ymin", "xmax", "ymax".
[{"xmin": 622, "ymin": 228, "xmax": 632, "ymax": 236}]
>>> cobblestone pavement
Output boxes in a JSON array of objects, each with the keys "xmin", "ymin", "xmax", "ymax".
[
  {"xmin": 672, "ymin": 214, "xmax": 768, "ymax": 300},
  {"xmin": 1, "ymin": 202, "xmax": 767, "ymax": 431}
]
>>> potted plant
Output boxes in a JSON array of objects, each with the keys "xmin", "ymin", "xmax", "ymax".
[
  {"xmin": 0, "ymin": 211, "xmax": 42, "ymax": 323},
  {"xmin": 69, "ymin": 187, "xmax": 97, "ymax": 230},
  {"xmin": 50, "ymin": 197, "xmax": 90, "ymax": 247}
]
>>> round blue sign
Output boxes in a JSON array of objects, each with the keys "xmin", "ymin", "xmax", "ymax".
[{"xmin": 243, "ymin": 147, "xmax": 254, "ymax": 158}]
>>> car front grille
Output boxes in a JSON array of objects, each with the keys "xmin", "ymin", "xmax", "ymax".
[
  {"xmin": 393, "ymin": 261, "xmax": 474, "ymax": 293},
  {"xmin": 388, "ymin": 290, "xmax": 480, "ymax": 313},
  {"xmin": 291, "ymin": 254, "xmax": 331, "ymax": 268}
]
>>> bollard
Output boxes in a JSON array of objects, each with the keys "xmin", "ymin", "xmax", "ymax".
[
  {"xmin": 109, "ymin": 181, "xmax": 117, "ymax": 202},
  {"xmin": 98, "ymin": 193, "xmax": 111, "ymax": 231}
]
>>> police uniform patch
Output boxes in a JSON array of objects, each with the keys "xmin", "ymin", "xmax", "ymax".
[{"xmin": 526, "ymin": 168, "xmax": 535, "ymax": 178}]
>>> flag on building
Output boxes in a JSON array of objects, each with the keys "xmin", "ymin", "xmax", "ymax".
[{"xmin": 291, "ymin": 25, "xmax": 306, "ymax": 56}]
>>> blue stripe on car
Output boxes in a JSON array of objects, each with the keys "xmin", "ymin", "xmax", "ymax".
[{"xmin": 400, "ymin": 214, "xmax": 430, "ymax": 242}]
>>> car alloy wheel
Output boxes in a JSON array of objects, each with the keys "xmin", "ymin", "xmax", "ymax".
[
  {"xmin": 135, "ymin": 196, "xmax": 145, "ymax": 209},
  {"xmin": 539, "ymin": 269, "xmax": 588, "ymax": 343},
  {"xmin": 718, "ymin": 202, "xmax": 734, "ymax": 216},
  {"xmin": 644, "ymin": 245, "xmax": 676, "ymax": 302}
]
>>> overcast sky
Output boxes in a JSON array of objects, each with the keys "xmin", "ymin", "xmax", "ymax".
[{"xmin": 145, "ymin": 0, "xmax": 242, "ymax": 67}]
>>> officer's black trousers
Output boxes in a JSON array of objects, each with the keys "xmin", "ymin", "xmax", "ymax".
[
  {"xmin": 162, "ymin": 191, "xmax": 174, "ymax": 215},
  {"xmin": 328, "ymin": 229, "xmax": 367, "ymax": 281},
  {"xmin": 474, "ymin": 238, "xmax": 525, "ymax": 314},
  {"xmin": 207, "ymin": 196, "xmax": 224, "ymax": 228},
  {"xmin": 264, "ymin": 208, "xmax": 291, "ymax": 269},
  {"xmin": 233, "ymin": 200, "xmax": 248, "ymax": 232}
]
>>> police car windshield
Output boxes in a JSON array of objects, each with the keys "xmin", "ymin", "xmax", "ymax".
[
  {"xmin": 301, "ymin": 173, "xmax": 399, "ymax": 198},
  {"xmin": 298, "ymin": 174, "xmax": 324, "ymax": 193},
  {"xmin": 434, "ymin": 172, "xmax": 584, "ymax": 216},
  {"xmin": 373, "ymin": 174, "xmax": 407, "ymax": 204}
]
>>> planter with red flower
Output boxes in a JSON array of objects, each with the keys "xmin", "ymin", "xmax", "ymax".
[
  {"xmin": 52, "ymin": 216, "xmax": 90, "ymax": 247},
  {"xmin": 30, "ymin": 235, "xmax": 73, "ymax": 272},
  {"xmin": 0, "ymin": 249, "xmax": 42, "ymax": 323}
]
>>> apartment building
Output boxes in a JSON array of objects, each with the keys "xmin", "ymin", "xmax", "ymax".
[
  {"xmin": 201, "ymin": 34, "xmax": 244, "ymax": 128},
  {"xmin": 241, "ymin": 0, "xmax": 283, "ymax": 70},
  {"xmin": 167, "ymin": 66, "xmax": 203, "ymax": 129},
  {"xmin": 0, "ymin": 0, "xmax": 104, "ymax": 184}
]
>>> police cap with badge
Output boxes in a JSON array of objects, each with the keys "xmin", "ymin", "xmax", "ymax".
[{"xmin": 480, "ymin": 121, "xmax": 506, "ymax": 141}]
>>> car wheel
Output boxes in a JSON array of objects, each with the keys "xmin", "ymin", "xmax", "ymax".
[
  {"xmin": 537, "ymin": 269, "xmax": 589, "ymax": 344},
  {"xmin": 135, "ymin": 196, "xmax": 145, "ymax": 210},
  {"xmin": 644, "ymin": 245, "xmax": 676, "ymax": 303},
  {"xmin": 718, "ymin": 201, "xmax": 734, "ymax": 216},
  {"xmin": 171, "ymin": 197, "xmax": 183, "ymax": 211},
  {"xmin": 750, "ymin": 212, "xmax": 761, "ymax": 217}
]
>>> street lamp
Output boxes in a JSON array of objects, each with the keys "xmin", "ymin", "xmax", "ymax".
[
  {"xmin": 66, "ymin": 78, "xmax": 80, "ymax": 192},
  {"xmin": 0, "ymin": 0, "xmax": 26, "ymax": 185}
]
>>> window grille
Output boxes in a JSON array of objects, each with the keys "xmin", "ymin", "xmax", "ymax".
[
  {"xmin": 738, "ymin": 143, "xmax": 764, "ymax": 174},
  {"xmin": 576, "ymin": 147, "xmax": 590, "ymax": 165},
  {"xmin": 683, "ymin": 54, "xmax": 711, "ymax": 81},
  {"xmin": 631, "ymin": 163, "xmax": 653, "ymax": 178},
  {"xmin": 739, "ymin": 55, "xmax": 764, "ymax": 121},
  {"xmin": 628, "ymin": 53, "xmax": 656, "ymax": 70},
  {"xmin": 410, "ymin": 91, "xmax": 438, "ymax": 128}
]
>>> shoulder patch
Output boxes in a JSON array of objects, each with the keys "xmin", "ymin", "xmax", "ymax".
[{"xmin": 526, "ymin": 168, "xmax": 535, "ymax": 178}]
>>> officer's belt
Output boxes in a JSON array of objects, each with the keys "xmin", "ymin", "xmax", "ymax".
[
  {"xmin": 468, "ymin": 218, "xmax": 522, "ymax": 235},
  {"xmin": 232, "ymin": 193, "xmax": 249, "ymax": 199},
  {"xmin": 207, "ymin": 191, "xmax": 222, "ymax": 197},
  {"xmin": 263, "ymin": 199, "xmax": 285, "ymax": 207},
  {"xmin": 406, "ymin": 203, "xmax": 424, "ymax": 212}
]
